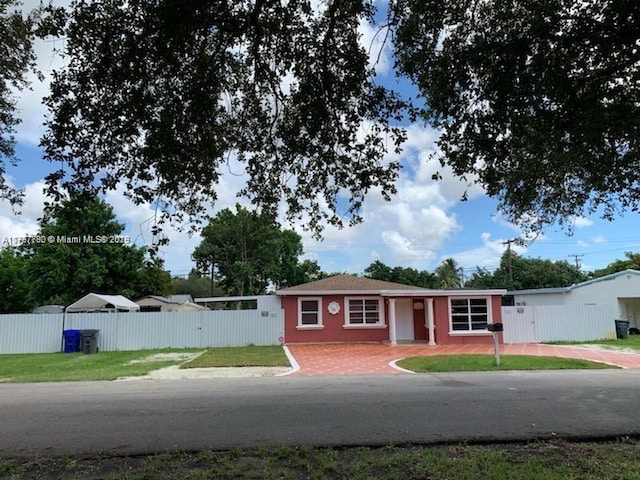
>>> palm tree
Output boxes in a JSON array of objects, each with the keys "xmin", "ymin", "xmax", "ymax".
[{"xmin": 435, "ymin": 258, "xmax": 464, "ymax": 288}]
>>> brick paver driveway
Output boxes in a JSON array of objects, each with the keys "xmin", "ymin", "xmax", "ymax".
[{"xmin": 284, "ymin": 343, "xmax": 640, "ymax": 376}]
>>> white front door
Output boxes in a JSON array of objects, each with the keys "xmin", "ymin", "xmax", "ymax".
[{"xmin": 395, "ymin": 299, "xmax": 414, "ymax": 341}]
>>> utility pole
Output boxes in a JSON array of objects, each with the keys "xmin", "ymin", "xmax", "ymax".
[
  {"xmin": 568, "ymin": 254, "xmax": 584, "ymax": 270},
  {"xmin": 502, "ymin": 238, "xmax": 519, "ymax": 289}
]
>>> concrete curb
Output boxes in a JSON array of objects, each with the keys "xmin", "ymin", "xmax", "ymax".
[{"xmin": 277, "ymin": 345, "xmax": 300, "ymax": 376}]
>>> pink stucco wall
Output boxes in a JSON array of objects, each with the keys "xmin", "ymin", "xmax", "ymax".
[
  {"xmin": 282, "ymin": 294, "xmax": 504, "ymax": 344},
  {"xmin": 282, "ymin": 295, "xmax": 390, "ymax": 343},
  {"xmin": 431, "ymin": 296, "xmax": 503, "ymax": 345}
]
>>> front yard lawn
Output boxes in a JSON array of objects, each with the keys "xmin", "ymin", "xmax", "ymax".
[
  {"xmin": 0, "ymin": 346, "xmax": 290, "ymax": 383},
  {"xmin": 396, "ymin": 354, "xmax": 617, "ymax": 373},
  {"xmin": 0, "ymin": 349, "xmax": 201, "ymax": 383},
  {"xmin": 180, "ymin": 345, "xmax": 290, "ymax": 368}
]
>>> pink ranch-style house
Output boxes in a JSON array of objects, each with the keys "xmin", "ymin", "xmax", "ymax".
[{"xmin": 276, "ymin": 275, "xmax": 506, "ymax": 345}]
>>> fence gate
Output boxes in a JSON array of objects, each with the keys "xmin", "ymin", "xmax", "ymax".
[
  {"xmin": 502, "ymin": 304, "xmax": 617, "ymax": 343},
  {"xmin": 502, "ymin": 306, "xmax": 538, "ymax": 343}
]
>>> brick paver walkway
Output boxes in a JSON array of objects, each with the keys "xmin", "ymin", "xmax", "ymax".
[{"xmin": 284, "ymin": 343, "xmax": 640, "ymax": 376}]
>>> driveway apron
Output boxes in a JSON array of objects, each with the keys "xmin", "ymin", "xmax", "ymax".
[{"xmin": 285, "ymin": 343, "xmax": 640, "ymax": 376}]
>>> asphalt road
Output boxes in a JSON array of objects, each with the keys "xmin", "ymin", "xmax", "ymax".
[{"xmin": 2, "ymin": 370, "xmax": 640, "ymax": 457}]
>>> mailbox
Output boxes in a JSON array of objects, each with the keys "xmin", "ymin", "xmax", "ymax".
[{"xmin": 486, "ymin": 323, "xmax": 504, "ymax": 332}]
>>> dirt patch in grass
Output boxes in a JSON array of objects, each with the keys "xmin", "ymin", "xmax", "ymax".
[
  {"xmin": 0, "ymin": 349, "xmax": 203, "ymax": 383},
  {"xmin": 125, "ymin": 352, "xmax": 204, "ymax": 365}
]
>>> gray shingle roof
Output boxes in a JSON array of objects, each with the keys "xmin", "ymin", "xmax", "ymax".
[{"xmin": 277, "ymin": 274, "xmax": 427, "ymax": 293}]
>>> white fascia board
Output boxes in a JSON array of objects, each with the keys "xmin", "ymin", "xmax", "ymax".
[{"xmin": 428, "ymin": 290, "xmax": 507, "ymax": 297}]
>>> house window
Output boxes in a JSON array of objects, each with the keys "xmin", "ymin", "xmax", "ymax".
[
  {"xmin": 298, "ymin": 298, "xmax": 322, "ymax": 328},
  {"xmin": 346, "ymin": 298, "xmax": 384, "ymax": 325},
  {"xmin": 450, "ymin": 298, "xmax": 489, "ymax": 332}
]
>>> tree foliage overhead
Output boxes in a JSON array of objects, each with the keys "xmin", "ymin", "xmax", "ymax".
[
  {"xmin": 1, "ymin": 0, "xmax": 64, "ymax": 205},
  {"xmin": 39, "ymin": 0, "xmax": 640, "ymax": 236},
  {"xmin": 393, "ymin": 0, "xmax": 640, "ymax": 229},
  {"xmin": 42, "ymin": 0, "xmax": 405, "ymax": 235},
  {"xmin": 1, "ymin": 0, "xmax": 38, "ymax": 205}
]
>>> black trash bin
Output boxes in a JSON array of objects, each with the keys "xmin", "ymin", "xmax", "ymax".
[
  {"xmin": 615, "ymin": 320, "xmax": 630, "ymax": 339},
  {"xmin": 80, "ymin": 329, "xmax": 100, "ymax": 354}
]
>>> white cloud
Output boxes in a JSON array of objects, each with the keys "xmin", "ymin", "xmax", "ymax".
[
  {"xmin": 0, "ymin": 181, "xmax": 49, "ymax": 243},
  {"xmin": 450, "ymin": 232, "xmax": 529, "ymax": 271},
  {"xmin": 381, "ymin": 230, "xmax": 435, "ymax": 263},
  {"xmin": 571, "ymin": 216, "xmax": 594, "ymax": 228},
  {"xmin": 592, "ymin": 235, "xmax": 606, "ymax": 244}
]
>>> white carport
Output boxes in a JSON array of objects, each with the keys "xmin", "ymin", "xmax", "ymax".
[{"xmin": 66, "ymin": 293, "xmax": 140, "ymax": 313}]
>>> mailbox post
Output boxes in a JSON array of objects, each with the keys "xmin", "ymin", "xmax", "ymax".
[{"xmin": 486, "ymin": 323, "xmax": 504, "ymax": 366}]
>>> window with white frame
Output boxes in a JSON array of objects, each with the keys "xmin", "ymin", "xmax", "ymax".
[
  {"xmin": 346, "ymin": 298, "xmax": 384, "ymax": 325},
  {"xmin": 450, "ymin": 298, "xmax": 489, "ymax": 332},
  {"xmin": 298, "ymin": 298, "xmax": 322, "ymax": 327}
]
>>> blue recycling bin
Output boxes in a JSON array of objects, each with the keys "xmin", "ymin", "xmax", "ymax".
[{"xmin": 63, "ymin": 329, "xmax": 81, "ymax": 353}]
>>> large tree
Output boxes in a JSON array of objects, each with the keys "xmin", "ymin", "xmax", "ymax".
[
  {"xmin": 592, "ymin": 252, "xmax": 640, "ymax": 277},
  {"xmin": 24, "ymin": 195, "xmax": 171, "ymax": 305},
  {"xmin": 192, "ymin": 204, "xmax": 317, "ymax": 295},
  {"xmin": 435, "ymin": 258, "xmax": 464, "ymax": 288},
  {"xmin": 0, "ymin": 246, "xmax": 33, "ymax": 312},
  {"xmin": 171, "ymin": 269, "xmax": 225, "ymax": 298},
  {"xmin": 40, "ymin": 1, "xmax": 639, "ymax": 236}
]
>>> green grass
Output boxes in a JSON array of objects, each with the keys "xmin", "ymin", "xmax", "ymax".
[
  {"xmin": 2, "ymin": 439, "xmax": 640, "ymax": 479},
  {"xmin": 396, "ymin": 354, "xmax": 617, "ymax": 373},
  {"xmin": 0, "ymin": 349, "xmax": 200, "ymax": 383},
  {"xmin": 551, "ymin": 335, "xmax": 640, "ymax": 352},
  {"xmin": 180, "ymin": 345, "xmax": 290, "ymax": 368}
]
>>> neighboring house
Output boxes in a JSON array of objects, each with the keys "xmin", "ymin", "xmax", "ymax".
[
  {"xmin": 135, "ymin": 295, "xmax": 207, "ymax": 312},
  {"xmin": 276, "ymin": 275, "xmax": 505, "ymax": 345},
  {"xmin": 66, "ymin": 293, "xmax": 140, "ymax": 313},
  {"xmin": 508, "ymin": 269, "xmax": 640, "ymax": 330}
]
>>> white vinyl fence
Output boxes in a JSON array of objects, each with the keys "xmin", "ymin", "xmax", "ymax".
[
  {"xmin": 502, "ymin": 304, "xmax": 618, "ymax": 343},
  {"xmin": 0, "ymin": 296, "xmax": 284, "ymax": 354},
  {"xmin": 0, "ymin": 314, "xmax": 64, "ymax": 354}
]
